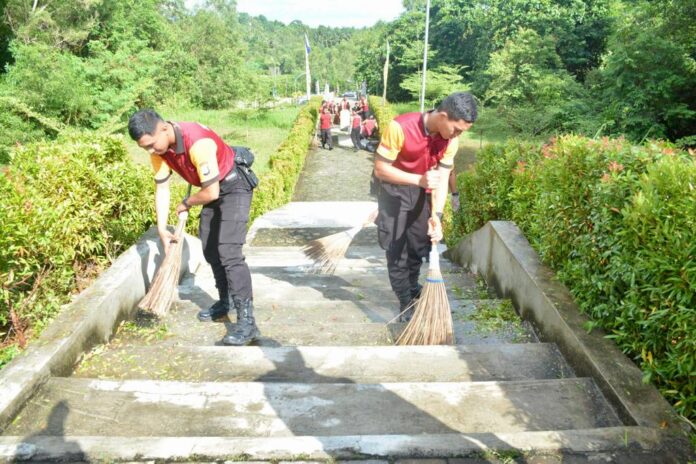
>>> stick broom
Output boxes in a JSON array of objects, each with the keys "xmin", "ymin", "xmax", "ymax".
[
  {"xmin": 396, "ymin": 192, "xmax": 454, "ymax": 345},
  {"xmin": 138, "ymin": 186, "xmax": 191, "ymax": 316}
]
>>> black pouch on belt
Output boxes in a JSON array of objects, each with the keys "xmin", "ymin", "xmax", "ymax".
[{"xmin": 230, "ymin": 146, "xmax": 259, "ymax": 189}]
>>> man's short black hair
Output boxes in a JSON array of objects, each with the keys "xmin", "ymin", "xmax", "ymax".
[
  {"xmin": 128, "ymin": 109, "xmax": 164, "ymax": 141},
  {"xmin": 437, "ymin": 92, "xmax": 478, "ymax": 123}
]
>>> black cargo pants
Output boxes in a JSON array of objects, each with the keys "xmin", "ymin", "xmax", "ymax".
[
  {"xmin": 198, "ymin": 171, "xmax": 253, "ymax": 301},
  {"xmin": 376, "ymin": 181, "xmax": 431, "ymax": 300}
]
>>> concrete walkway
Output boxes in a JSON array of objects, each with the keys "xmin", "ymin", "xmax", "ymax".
[{"xmin": 2, "ymin": 120, "xmax": 680, "ymax": 463}]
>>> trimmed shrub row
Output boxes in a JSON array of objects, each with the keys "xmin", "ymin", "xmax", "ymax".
[
  {"xmin": 368, "ymin": 95, "xmax": 395, "ymax": 139},
  {"xmin": 0, "ymin": 133, "xmax": 154, "ymax": 367},
  {"xmin": 451, "ymin": 135, "xmax": 696, "ymax": 423}
]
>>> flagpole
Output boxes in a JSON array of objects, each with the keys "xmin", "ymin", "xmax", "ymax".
[
  {"xmin": 304, "ymin": 33, "xmax": 312, "ymax": 102},
  {"xmin": 383, "ymin": 40, "xmax": 390, "ymax": 106},
  {"xmin": 419, "ymin": 0, "xmax": 431, "ymax": 113}
]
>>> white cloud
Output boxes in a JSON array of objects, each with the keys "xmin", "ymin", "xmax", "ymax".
[{"xmin": 235, "ymin": 0, "xmax": 404, "ymax": 28}]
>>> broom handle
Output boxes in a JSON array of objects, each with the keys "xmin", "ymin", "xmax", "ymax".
[
  {"xmin": 428, "ymin": 179, "xmax": 442, "ymax": 272},
  {"xmin": 430, "ymin": 175, "xmax": 439, "ymax": 245},
  {"xmin": 173, "ymin": 185, "xmax": 192, "ymax": 241}
]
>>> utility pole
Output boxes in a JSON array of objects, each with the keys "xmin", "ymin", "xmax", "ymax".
[
  {"xmin": 419, "ymin": 0, "xmax": 431, "ymax": 113},
  {"xmin": 304, "ymin": 33, "xmax": 312, "ymax": 101},
  {"xmin": 383, "ymin": 41, "xmax": 390, "ymax": 105}
]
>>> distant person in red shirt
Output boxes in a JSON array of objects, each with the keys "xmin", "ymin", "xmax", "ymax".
[
  {"xmin": 362, "ymin": 115, "xmax": 377, "ymax": 139},
  {"xmin": 350, "ymin": 110, "xmax": 362, "ymax": 151},
  {"xmin": 360, "ymin": 96, "xmax": 370, "ymax": 119},
  {"xmin": 373, "ymin": 91, "xmax": 477, "ymax": 321},
  {"xmin": 319, "ymin": 106, "xmax": 333, "ymax": 150}
]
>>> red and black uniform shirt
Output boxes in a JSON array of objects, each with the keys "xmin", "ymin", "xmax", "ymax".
[
  {"xmin": 352, "ymin": 114, "xmax": 362, "ymax": 129},
  {"xmin": 150, "ymin": 122, "xmax": 235, "ymax": 187},
  {"xmin": 320, "ymin": 113, "xmax": 333, "ymax": 130},
  {"xmin": 376, "ymin": 112, "xmax": 458, "ymax": 175}
]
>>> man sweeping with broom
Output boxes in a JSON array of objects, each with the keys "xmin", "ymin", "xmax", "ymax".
[
  {"xmin": 373, "ymin": 92, "xmax": 477, "ymax": 323},
  {"xmin": 128, "ymin": 109, "xmax": 260, "ymax": 346}
]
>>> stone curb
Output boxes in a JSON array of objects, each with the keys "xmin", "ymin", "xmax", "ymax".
[
  {"xmin": 0, "ymin": 427, "xmax": 666, "ymax": 462},
  {"xmin": 0, "ymin": 228, "xmax": 204, "ymax": 432},
  {"xmin": 447, "ymin": 221, "xmax": 689, "ymax": 438}
]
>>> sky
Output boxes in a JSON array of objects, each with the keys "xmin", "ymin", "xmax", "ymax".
[{"xmin": 185, "ymin": 0, "xmax": 405, "ymax": 28}]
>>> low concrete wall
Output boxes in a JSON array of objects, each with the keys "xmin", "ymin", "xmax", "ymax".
[
  {"xmin": 0, "ymin": 228, "xmax": 204, "ymax": 432},
  {"xmin": 448, "ymin": 221, "xmax": 685, "ymax": 434}
]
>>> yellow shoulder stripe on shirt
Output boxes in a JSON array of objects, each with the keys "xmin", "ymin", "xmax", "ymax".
[
  {"xmin": 150, "ymin": 154, "xmax": 171, "ymax": 183},
  {"xmin": 375, "ymin": 120, "xmax": 404, "ymax": 161},
  {"xmin": 190, "ymin": 138, "xmax": 220, "ymax": 183}
]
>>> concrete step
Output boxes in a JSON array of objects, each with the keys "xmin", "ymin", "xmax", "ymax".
[
  {"xmin": 248, "ymin": 201, "xmax": 377, "ymax": 233},
  {"xmin": 108, "ymin": 309, "xmax": 537, "ymax": 347},
  {"xmin": 243, "ymin": 246, "xmax": 463, "ymax": 276},
  {"xmin": 169, "ymin": 298, "xmax": 506, "ymax": 324},
  {"xmin": 180, "ymin": 267, "xmax": 487, "ymax": 307},
  {"xmin": 0, "ymin": 427, "xmax": 675, "ymax": 462},
  {"xmin": 73, "ymin": 343, "xmax": 574, "ymax": 382},
  {"xmin": 5, "ymin": 377, "xmax": 622, "ymax": 438}
]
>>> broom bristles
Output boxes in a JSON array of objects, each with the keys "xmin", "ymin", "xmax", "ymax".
[
  {"xmin": 138, "ymin": 212, "xmax": 188, "ymax": 316},
  {"xmin": 302, "ymin": 226, "xmax": 359, "ymax": 275},
  {"xmin": 395, "ymin": 237, "xmax": 454, "ymax": 345},
  {"xmin": 302, "ymin": 209, "xmax": 378, "ymax": 274}
]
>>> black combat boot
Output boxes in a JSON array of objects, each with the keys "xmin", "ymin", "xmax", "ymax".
[
  {"xmin": 197, "ymin": 270, "xmax": 231, "ymax": 322},
  {"xmin": 222, "ymin": 297, "xmax": 260, "ymax": 346},
  {"xmin": 410, "ymin": 283, "xmax": 423, "ymax": 300},
  {"xmin": 197, "ymin": 299, "xmax": 230, "ymax": 322},
  {"xmin": 397, "ymin": 291, "xmax": 416, "ymax": 323}
]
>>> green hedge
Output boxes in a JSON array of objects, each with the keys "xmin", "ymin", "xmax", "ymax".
[
  {"xmin": 368, "ymin": 95, "xmax": 396, "ymax": 140},
  {"xmin": 451, "ymin": 135, "xmax": 696, "ymax": 423},
  {"xmin": 0, "ymin": 133, "xmax": 154, "ymax": 367},
  {"xmin": 248, "ymin": 97, "xmax": 321, "ymax": 223}
]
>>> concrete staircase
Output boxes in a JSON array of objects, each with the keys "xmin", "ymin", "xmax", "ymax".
[
  {"xmin": 4, "ymin": 134, "xmax": 690, "ymax": 462},
  {"xmin": 4, "ymin": 201, "xmax": 674, "ymax": 463}
]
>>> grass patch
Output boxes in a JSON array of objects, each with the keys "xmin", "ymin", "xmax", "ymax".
[
  {"xmin": 124, "ymin": 104, "xmax": 301, "ymax": 177},
  {"xmin": 467, "ymin": 300, "xmax": 524, "ymax": 334},
  {"xmin": 0, "ymin": 344, "xmax": 20, "ymax": 370},
  {"xmin": 115, "ymin": 310, "xmax": 168, "ymax": 342}
]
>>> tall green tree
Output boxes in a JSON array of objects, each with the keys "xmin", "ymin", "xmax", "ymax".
[
  {"xmin": 429, "ymin": 0, "xmax": 612, "ymax": 90},
  {"xmin": 400, "ymin": 64, "xmax": 468, "ymax": 108},
  {"xmin": 590, "ymin": 7, "xmax": 696, "ymax": 141},
  {"xmin": 485, "ymin": 28, "xmax": 589, "ymax": 135}
]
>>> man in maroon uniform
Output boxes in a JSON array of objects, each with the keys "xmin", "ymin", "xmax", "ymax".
[
  {"xmin": 361, "ymin": 115, "xmax": 377, "ymax": 139},
  {"xmin": 341, "ymin": 97, "xmax": 351, "ymax": 110},
  {"xmin": 128, "ymin": 109, "xmax": 259, "ymax": 346},
  {"xmin": 359, "ymin": 96, "xmax": 369, "ymax": 120},
  {"xmin": 350, "ymin": 110, "xmax": 362, "ymax": 151},
  {"xmin": 319, "ymin": 106, "xmax": 333, "ymax": 150},
  {"xmin": 373, "ymin": 92, "xmax": 477, "ymax": 321}
]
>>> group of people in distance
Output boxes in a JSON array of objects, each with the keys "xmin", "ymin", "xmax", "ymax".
[
  {"xmin": 319, "ymin": 95, "xmax": 377, "ymax": 151},
  {"xmin": 127, "ymin": 90, "xmax": 476, "ymax": 345}
]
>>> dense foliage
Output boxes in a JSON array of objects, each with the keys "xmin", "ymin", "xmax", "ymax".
[
  {"xmin": 0, "ymin": 1, "xmax": 361, "ymax": 160},
  {"xmin": 449, "ymin": 135, "xmax": 696, "ymax": 423},
  {"xmin": 0, "ymin": 133, "xmax": 153, "ymax": 366},
  {"xmin": 0, "ymin": 0, "xmax": 692, "ymax": 150},
  {"xmin": 353, "ymin": 0, "xmax": 695, "ymax": 144}
]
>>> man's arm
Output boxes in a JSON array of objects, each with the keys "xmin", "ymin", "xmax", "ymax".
[
  {"xmin": 174, "ymin": 182, "xmax": 219, "ymax": 215},
  {"xmin": 374, "ymin": 158, "xmax": 440, "ymax": 189},
  {"xmin": 155, "ymin": 178, "xmax": 175, "ymax": 254},
  {"xmin": 432, "ymin": 165, "xmax": 452, "ymax": 215}
]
